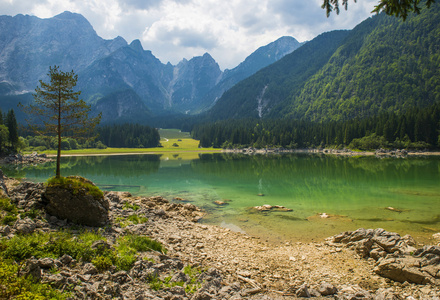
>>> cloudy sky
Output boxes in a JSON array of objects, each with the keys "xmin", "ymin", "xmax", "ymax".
[{"xmin": 1, "ymin": 0, "xmax": 378, "ymax": 70}]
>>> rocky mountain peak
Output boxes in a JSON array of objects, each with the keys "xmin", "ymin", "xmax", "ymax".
[
  {"xmin": 129, "ymin": 39, "xmax": 144, "ymax": 53},
  {"xmin": 0, "ymin": 11, "xmax": 303, "ymax": 121}
]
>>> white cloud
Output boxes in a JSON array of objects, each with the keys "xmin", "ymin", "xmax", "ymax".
[{"xmin": 0, "ymin": 0, "xmax": 379, "ymax": 69}]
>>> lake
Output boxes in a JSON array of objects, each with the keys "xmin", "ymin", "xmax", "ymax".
[{"xmin": 3, "ymin": 153, "xmax": 440, "ymax": 244}]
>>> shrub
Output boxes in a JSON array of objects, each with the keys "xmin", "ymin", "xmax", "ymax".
[
  {"xmin": 21, "ymin": 208, "xmax": 40, "ymax": 220},
  {"xmin": 0, "ymin": 198, "xmax": 18, "ymax": 214},
  {"xmin": 0, "ymin": 257, "xmax": 69, "ymax": 299},
  {"xmin": 122, "ymin": 235, "xmax": 166, "ymax": 253},
  {"xmin": 92, "ymin": 255, "xmax": 113, "ymax": 272},
  {"xmin": 95, "ymin": 141, "xmax": 107, "ymax": 149},
  {"xmin": 122, "ymin": 202, "xmax": 140, "ymax": 211},
  {"xmin": 0, "ymin": 230, "xmax": 165, "ymax": 275},
  {"xmin": 127, "ymin": 214, "xmax": 148, "ymax": 225},
  {"xmin": 1, "ymin": 214, "xmax": 17, "ymax": 226},
  {"xmin": 115, "ymin": 235, "xmax": 166, "ymax": 271}
]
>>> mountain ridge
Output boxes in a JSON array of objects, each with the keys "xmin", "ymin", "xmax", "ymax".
[
  {"xmin": 208, "ymin": 3, "xmax": 440, "ymax": 122},
  {"xmin": 0, "ymin": 11, "xmax": 301, "ymax": 122}
]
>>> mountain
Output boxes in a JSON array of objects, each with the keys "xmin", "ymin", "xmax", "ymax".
[
  {"xmin": 0, "ymin": 11, "xmax": 299, "ymax": 122},
  {"xmin": 0, "ymin": 11, "xmax": 127, "ymax": 93},
  {"xmin": 93, "ymin": 89, "xmax": 152, "ymax": 124},
  {"xmin": 206, "ymin": 30, "xmax": 350, "ymax": 119},
  {"xmin": 208, "ymin": 3, "xmax": 440, "ymax": 122},
  {"xmin": 77, "ymin": 39, "xmax": 173, "ymax": 113},
  {"xmin": 168, "ymin": 53, "xmax": 222, "ymax": 113},
  {"xmin": 197, "ymin": 36, "xmax": 302, "ymax": 112}
]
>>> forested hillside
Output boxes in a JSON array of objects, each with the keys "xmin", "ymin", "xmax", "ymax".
[
  {"xmin": 206, "ymin": 30, "xmax": 350, "ymax": 120},
  {"xmin": 208, "ymin": 3, "xmax": 440, "ymax": 122},
  {"xmin": 193, "ymin": 103, "xmax": 440, "ymax": 149}
]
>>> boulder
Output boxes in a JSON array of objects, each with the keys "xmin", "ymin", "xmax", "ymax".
[
  {"xmin": 38, "ymin": 257, "xmax": 55, "ymax": 269},
  {"xmin": 43, "ymin": 273, "xmax": 65, "ymax": 288},
  {"xmin": 10, "ymin": 181, "xmax": 47, "ymax": 210},
  {"xmin": 43, "ymin": 177, "xmax": 109, "ymax": 227},
  {"xmin": 0, "ymin": 225, "xmax": 11, "ymax": 236},
  {"xmin": 331, "ymin": 228, "xmax": 413, "ymax": 257},
  {"xmin": 332, "ymin": 229, "xmax": 440, "ymax": 285},
  {"xmin": 295, "ymin": 283, "xmax": 311, "ymax": 297},
  {"xmin": 373, "ymin": 256, "xmax": 430, "ymax": 284},
  {"xmin": 14, "ymin": 217, "xmax": 36, "ymax": 234},
  {"xmin": 0, "ymin": 169, "xmax": 8, "ymax": 197},
  {"xmin": 83, "ymin": 263, "xmax": 98, "ymax": 275},
  {"xmin": 21, "ymin": 257, "xmax": 42, "ymax": 280},
  {"xmin": 317, "ymin": 282, "xmax": 338, "ymax": 296}
]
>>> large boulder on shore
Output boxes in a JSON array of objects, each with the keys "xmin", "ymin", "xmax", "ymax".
[
  {"xmin": 43, "ymin": 176, "xmax": 109, "ymax": 227},
  {"xmin": 330, "ymin": 228, "xmax": 440, "ymax": 285}
]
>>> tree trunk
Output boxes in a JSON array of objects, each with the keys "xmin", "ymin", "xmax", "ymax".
[{"xmin": 56, "ymin": 90, "xmax": 62, "ymax": 178}]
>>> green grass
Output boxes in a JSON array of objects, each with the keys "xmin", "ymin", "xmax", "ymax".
[
  {"xmin": 148, "ymin": 264, "xmax": 203, "ymax": 294},
  {"xmin": 0, "ymin": 257, "xmax": 70, "ymax": 299},
  {"xmin": 0, "ymin": 230, "xmax": 166, "ymax": 271},
  {"xmin": 159, "ymin": 129, "xmax": 191, "ymax": 139},
  {"xmin": 47, "ymin": 176, "xmax": 104, "ymax": 200},
  {"xmin": 36, "ymin": 128, "xmax": 221, "ymax": 157},
  {"xmin": 0, "ymin": 197, "xmax": 18, "ymax": 225}
]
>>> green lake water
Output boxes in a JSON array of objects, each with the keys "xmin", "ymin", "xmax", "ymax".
[{"xmin": 3, "ymin": 153, "xmax": 440, "ymax": 244}]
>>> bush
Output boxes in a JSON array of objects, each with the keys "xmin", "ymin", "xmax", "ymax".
[
  {"xmin": 67, "ymin": 138, "xmax": 79, "ymax": 150},
  {"xmin": 0, "ymin": 257, "xmax": 69, "ymax": 299},
  {"xmin": 348, "ymin": 133, "xmax": 389, "ymax": 150},
  {"xmin": 0, "ymin": 198, "xmax": 17, "ymax": 214},
  {"xmin": 0, "ymin": 198, "xmax": 18, "ymax": 225},
  {"xmin": 0, "ymin": 229, "xmax": 165, "ymax": 276},
  {"xmin": 92, "ymin": 255, "xmax": 113, "ymax": 272},
  {"xmin": 60, "ymin": 139, "xmax": 71, "ymax": 150},
  {"xmin": 95, "ymin": 141, "xmax": 107, "ymax": 149},
  {"xmin": 127, "ymin": 214, "xmax": 148, "ymax": 225},
  {"xmin": 1, "ymin": 215, "xmax": 17, "ymax": 226},
  {"xmin": 115, "ymin": 235, "xmax": 167, "ymax": 271}
]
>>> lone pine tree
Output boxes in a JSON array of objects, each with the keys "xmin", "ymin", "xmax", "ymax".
[{"xmin": 20, "ymin": 66, "xmax": 101, "ymax": 178}]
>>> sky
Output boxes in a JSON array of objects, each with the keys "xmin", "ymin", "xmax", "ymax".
[{"xmin": 0, "ymin": 0, "xmax": 378, "ymax": 70}]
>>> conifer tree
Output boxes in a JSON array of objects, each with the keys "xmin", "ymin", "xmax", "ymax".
[
  {"xmin": 322, "ymin": 0, "xmax": 436, "ymax": 20},
  {"xmin": 6, "ymin": 109, "xmax": 18, "ymax": 152},
  {"xmin": 20, "ymin": 66, "xmax": 101, "ymax": 178}
]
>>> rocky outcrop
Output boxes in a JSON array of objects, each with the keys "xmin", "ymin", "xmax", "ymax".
[
  {"xmin": 0, "ymin": 153, "xmax": 52, "ymax": 165},
  {"xmin": 0, "ymin": 169, "xmax": 8, "ymax": 197},
  {"xmin": 329, "ymin": 228, "xmax": 440, "ymax": 285},
  {"xmin": 9, "ymin": 181, "xmax": 46, "ymax": 210},
  {"xmin": 43, "ymin": 177, "xmax": 109, "ymax": 227}
]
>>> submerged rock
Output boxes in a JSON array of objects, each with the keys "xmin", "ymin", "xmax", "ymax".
[
  {"xmin": 385, "ymin": 206, "xmax": 403, "ymax": 213},
  {"xmin": 251, "ymin": 204, "xmax": 293, "ymax": 212},
  {"xmin": 213, "ymin": 200, "xmax": 228, "ymax": 206}
]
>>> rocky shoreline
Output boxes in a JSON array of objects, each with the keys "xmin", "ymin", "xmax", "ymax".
[
  {"xmin": 0, "ymin": 176, "xmax": 439, "ymax": 299},
  {"xmin": 0, "ymin": 152, "xmax": 53, "ymax": 165},
  {"xmin": 223, "ymin": 147, "xmax": 440, "ymax": 158}
]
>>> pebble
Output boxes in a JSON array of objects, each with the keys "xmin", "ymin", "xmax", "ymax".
[{"xmin": 3, "ymin": 178, "xmax": 438, "ymax": 299}]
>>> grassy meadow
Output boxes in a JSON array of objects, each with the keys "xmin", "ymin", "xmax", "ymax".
[{"xmin": 41, "ymin": 129, "xmax": 221, "ymax": 159}]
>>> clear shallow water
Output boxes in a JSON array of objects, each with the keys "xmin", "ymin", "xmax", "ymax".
[{"xmin": 3, "ymin": 153, "xmax": 440, "ymax": 244}]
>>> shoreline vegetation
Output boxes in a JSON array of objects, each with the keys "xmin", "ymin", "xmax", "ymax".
[
  {"xmin": 17, "ymin": 127, "xmax": 440, "ymax": 159},
  {"xmin": 37, "ymin": 147, "xmax": 440, "ymax": 158}
]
